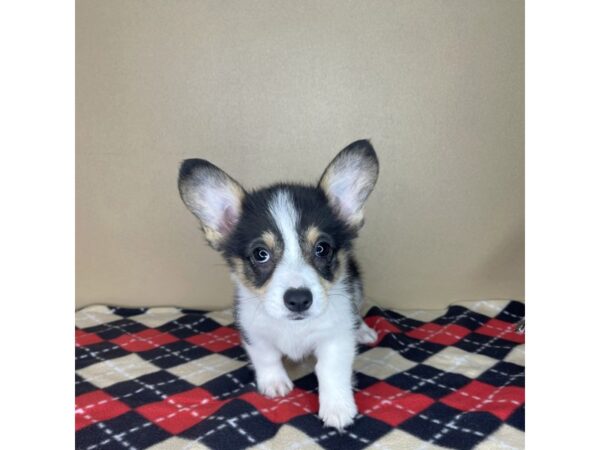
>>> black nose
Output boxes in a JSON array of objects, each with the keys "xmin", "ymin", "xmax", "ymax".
[{"xmin": 283, "ymin": 288, "xmax": 313, "ymax": 313}]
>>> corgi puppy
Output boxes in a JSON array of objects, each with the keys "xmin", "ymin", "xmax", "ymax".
[{"xmin": 178, "ymin": 140, "xmax": 379, "ymax": 429}]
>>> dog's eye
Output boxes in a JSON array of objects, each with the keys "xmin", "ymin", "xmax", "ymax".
[
  {"xmin": 314, "ymin": 241, "xmax": 332, "ymax": 258},
  {"xmin": 252, "ymin": 247, "xmax": 271, "ymax": 264}
]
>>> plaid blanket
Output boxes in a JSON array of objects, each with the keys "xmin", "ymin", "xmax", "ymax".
[{"xmin": 75, "ymin": 300, "xmax": 524, "ymax": 450}]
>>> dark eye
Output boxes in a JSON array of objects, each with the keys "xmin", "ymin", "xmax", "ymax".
[
  {"xmin": 314, "ymin": 241, "xmax": 332, "ymax": 258},
  {"xmin": 252, "ymin": 247, "xmax": 271, "ymax": 264}
]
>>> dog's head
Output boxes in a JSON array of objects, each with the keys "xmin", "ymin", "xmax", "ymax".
[{"xmin": 178, "ymin": 140, "xmax": 379, "ymax": 321}]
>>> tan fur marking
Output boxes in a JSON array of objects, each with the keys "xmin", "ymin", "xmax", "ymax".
[
  {"xmin": 319, "ymin": 277, "xmax": 333, "ymax": 293},
  {"xmin": 260, "ymin": 230, "xmax": 283, "ymax": 261},
  {"xmin": 261, "ymin": 231, "xmax": 277, "ymax": 250},
  {"xmin": 230, "ymin": 257, "xmax": 268, "ymax": 295},
  {"xmin": 334, "ymin": 249, "xmax": 348, "ymax": 283},
  {"xmin": 203, "ymin": 226, "xmax": 224, "ymax": 249},
  {"xmin": 317, "ymin": 249, "xmax": 348, "ymax": 296},
  {"xmin": 305, "ymin": 226, "xmax": 321, "ymax": 248}
]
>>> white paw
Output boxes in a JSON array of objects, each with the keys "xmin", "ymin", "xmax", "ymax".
[
  {"xmin": 257, "ymin": 376, "xmax": 293, "ymax": 398},
  {"xmin": 356, "ymin": 322, "xmax": 378, "ymax": 345},
  {"xmin": 319, "ymin": 399, "xmax": 357, "ymax": 430}
]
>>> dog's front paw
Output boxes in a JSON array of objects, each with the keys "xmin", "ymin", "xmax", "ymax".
[
  {"xmin": 257, "ymin": 375, "xmax": 293, "ymax": 398},
  {"xmin": 319, "ymin": 398, "xmax": 357, "ymax": 430}
]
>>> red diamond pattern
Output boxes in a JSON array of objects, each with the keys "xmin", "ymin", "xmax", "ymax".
[
  {"xmin": 355, "ymin": 381, "xmax": 435, "ymax": 427},
  {"xmin": 136, "ymin": 387, "xmax": 226, "ymax": 434},
  {"xmin": 364, "ymin": 316, "xmax": 402, "ymax": 345},
  {"xmin": 241, "ymin": 388, "xmax": 318, "ymax": 423},
  {"xmin": 75, "ymin": 390, "xmax": 130, "ymax": 430},
  {"xmin": 76, "ymin": 329, "xmax": 103, "ymax": 347},
  {"xmin": 406, "ymin": 323, "xmax": 470, "ymax": 345},
  {"xmin": 110, "ymin": 329, "xmax": 179, "ymax": 352},
  {"xmin": 185, "ymin": 326, "xmax": 240, "ymax": 352},
  {"xmin": 440, "ymin": 380, "xmax": 524, "ymax": 420},
  {"xmin": 475, "ymin": 319, "xmax": 525, "ymax": 343}
]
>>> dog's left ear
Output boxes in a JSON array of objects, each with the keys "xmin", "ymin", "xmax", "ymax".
[{"xmin": 319, "ymin": 140, "xmax": 379, "ymax": 229}]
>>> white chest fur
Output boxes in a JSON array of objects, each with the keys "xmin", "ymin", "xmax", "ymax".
[{"xmin": 236, "ymin": 281, "xmax": 356, "ymax": 360}]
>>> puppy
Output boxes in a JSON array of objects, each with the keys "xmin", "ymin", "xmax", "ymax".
[{"xmin": 178, "ymin": 140, "xmax": 379, "ymax": 429}]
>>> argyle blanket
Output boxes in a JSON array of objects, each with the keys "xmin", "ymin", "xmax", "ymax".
[{"xmin": 75, "ymin": 299, "xmax": 524, "ymax": 450}]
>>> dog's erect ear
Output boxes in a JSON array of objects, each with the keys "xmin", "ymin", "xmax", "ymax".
[
  {"xmin": 178, "ymin": 159, "xmax": 245, "ymax": 250},
  {"xmin": 319, "ymin": 140, "xmax": 379, "ymax": 229}
]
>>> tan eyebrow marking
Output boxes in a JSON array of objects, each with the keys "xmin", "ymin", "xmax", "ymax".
[
  {"xmin": 305, "ymin": 225, "xmax": 321, "ymax": 248},
  {"xmin": 261, "ymin": 230, "xmax": 277, "ymax": 250},
  {"xmin": 229, "ymin": 257, "xmax": 268, "ymax": 295}
]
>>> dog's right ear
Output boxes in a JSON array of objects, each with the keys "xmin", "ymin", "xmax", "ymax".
[{"xmin": 178, "ymin": 159, "xmax": 245, "ymax": 250}]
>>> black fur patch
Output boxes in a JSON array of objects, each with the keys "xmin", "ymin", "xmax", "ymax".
[
  {"xmin": 223, "ymin": 186, "xmax": 281, "ymax": 287},
  {"xmin": 292, "ymin": 184, "xmax": 356, "ymax": 281},
  {"xmin": 347, "ymin": 256, "xmax": 361, "ymax": 281}
]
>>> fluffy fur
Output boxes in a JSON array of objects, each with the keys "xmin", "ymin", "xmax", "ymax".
[{"xmin": 178, "ymin": 140, "xmax": 379, "ymax": 429}]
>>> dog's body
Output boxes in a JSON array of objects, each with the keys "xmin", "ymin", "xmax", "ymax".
[{"xmin": 178, "ymin": 140, "xmax": 379, "ymax": 429}]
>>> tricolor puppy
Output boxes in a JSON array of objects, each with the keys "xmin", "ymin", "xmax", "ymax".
[{"xmin": 178, "ymin": 140, "xmax": 379, "ymax": 430}]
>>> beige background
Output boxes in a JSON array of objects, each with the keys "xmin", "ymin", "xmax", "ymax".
[{"xmin": 76, "ymin": 0, "xmax": 524, "ymax": 310}]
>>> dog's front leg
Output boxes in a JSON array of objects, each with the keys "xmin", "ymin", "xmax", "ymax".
[
  {"xmin": 315, "ymin": 336, "xmax": 357, "ymax": 430},
  {"xmin": 245, "ymin": 339, "xmax": 293, "ymax": 398}
]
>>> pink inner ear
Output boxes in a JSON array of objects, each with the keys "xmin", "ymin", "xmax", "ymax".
[
  {"xmin": 329, "ymin": 183, "xmax": 359, "ymax": 221},
  {"xmin": 219, "ymin": 205, "xmax": 239, "ymax": 235}
]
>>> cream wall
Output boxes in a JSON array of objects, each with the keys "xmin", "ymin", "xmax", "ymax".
[{"xmin": 76, "ymin": 0, "xmax": 524, "ymax": 310}]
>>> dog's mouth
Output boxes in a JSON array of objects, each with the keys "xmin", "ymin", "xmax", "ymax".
[{"xmin": 289, "ymin": 314, "xmax": 308, "ymax": 321}]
